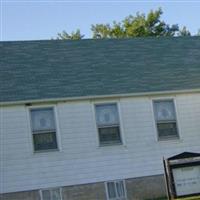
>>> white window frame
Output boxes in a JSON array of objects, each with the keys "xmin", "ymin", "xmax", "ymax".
[
  {"xmin": 152, "ymin": 98, "xmax": 180, "ymax": 141},
  {"xmin": 39, "ymin": 187, "xmax": 63, "ymax": 200},
  {"xmin": 105, "ymin": 180, "xmax": 127, "ymax": 200},
  {"xmin": 94, "ymin": 101, "xmax": 124, "ymax": 146},
  {"xmin": 28, "ymin": 105, "xmax": 61, "ymax": 153}
]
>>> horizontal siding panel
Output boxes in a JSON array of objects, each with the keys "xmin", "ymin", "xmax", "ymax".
[{"xmin": 1, "ymin": 93, "xmax": 200, "ymax": 193}]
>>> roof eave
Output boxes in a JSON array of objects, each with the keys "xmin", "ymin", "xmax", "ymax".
[{"xmin": 1, "ymin": 88, "xmax": 200, "ymax": 107}]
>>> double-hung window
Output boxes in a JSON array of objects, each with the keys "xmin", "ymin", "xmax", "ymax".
[
  {"xmin": 95, "ymin": 103, "xmax": 122, "ymax": 145},
  {"xmin": 106, "ymin": 180, "xmax": 127, "ymax": 200},
  {"xmin": 30, "ymin": 107, "xmax": 58, "ymax": 152},
  {"xmin": 40, "ymin": 188, "xmax": 62, "ymax": 200},
  {"xmin": 153, "ymin": 100, "xmax": 179, "ymax": 140}
]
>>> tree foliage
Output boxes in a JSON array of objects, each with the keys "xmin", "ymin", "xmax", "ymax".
[
  {"xmin": 55, "ymin": 8, "xmax": 198, "ymax": 39},
  {"xmin": 197, "ymin": 29, "xmax": 200, "ymax": 36},
  {"xmin": 91, "ymin": 8, "xmax": 179, "ymax": 38},
  {"xmin": 56, "ymin": 29, "xmax": 84, "ymax": 40},
  {"xmin": 178, "ymin": 26, "xmax": 191, "ymax": 36}
]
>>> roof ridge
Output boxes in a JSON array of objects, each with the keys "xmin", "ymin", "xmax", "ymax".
[{"xmin": 1, "ymin": 36, "xmax": 200, "ymax": 43}]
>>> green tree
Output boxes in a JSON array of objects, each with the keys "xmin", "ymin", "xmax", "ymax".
[
  {"xmin": 91, "ymin": 8, "xmax": 179, "ymax": 38},
  {"xmin": 178, "ymin": 26, "xmax": 191, "ymax": 36},
  {"xmin": 197, "ymin": 29, "xmax": 200, "ymax": 36},
  {"xmin": 55, "ymin": 8, "xmax": 199, "ymax": 40},
  {"xmin": 56, "ymin": 29, "xmax": 84, "ymax": 40}
]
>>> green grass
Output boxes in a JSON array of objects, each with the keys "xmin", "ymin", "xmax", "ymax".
[
  {"xmin": 145, "ymin": 197, "xmax": 167, "ymax": 200},
  {"xmin": 145, "ymin": 196, "xmax": 200, "ymax": 200},
  {"xmin": 176, "ymin": 196, "xmax": 200, "ymax": 200}
]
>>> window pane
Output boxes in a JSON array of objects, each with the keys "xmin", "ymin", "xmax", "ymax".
[
  {"xmin": 107, "ymin": 182, "xmax": 116, "ymax": 199},
  {"xmin": 42, "ymin": 190, "xmax": 51, "ymax": 200},
  {"xmin": 96, "ymin": 104, "xmax": 119, "ymax": 126},
  {"xmin": 33, "ymin": 132, "xmax": 57, "ymax": 151},
  {"xmin": 154, "ymin": 101, "xmax": 176, "ymax": 121},
  {"xmin": 116, "ymin": 181, "xmax": 125, "ymax": 198},
  {"xmin": 99, "ymin": 127, "xmax": 121, "ymax": 145},
  {"xmin": 51, "ymin": 188, "xmax": 61, "ymax": 200},
  {"xmin": 31, "ymin": 108, "xmax": 56, "ymax": 132},
  {"xmin": 157, "ymin": 122, "xmax": 178, "ymax": 139}
]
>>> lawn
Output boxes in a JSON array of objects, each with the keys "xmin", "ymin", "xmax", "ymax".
[
  {"xmin": 146, "ymin": 196, "xmax": 200, "ymax": 200},
  {"xmin": 176, "ymin": 197, "xmax": 200, "ymax": 200}
]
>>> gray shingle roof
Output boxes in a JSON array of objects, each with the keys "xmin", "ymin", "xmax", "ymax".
[{"xmin": 1, "ymin": 37, "xmax": 200, "ymax": 103}]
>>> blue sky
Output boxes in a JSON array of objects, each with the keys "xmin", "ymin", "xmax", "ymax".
[{"xmin": 1, "ymin": 1, "xmax": 200, "ymax": 41}]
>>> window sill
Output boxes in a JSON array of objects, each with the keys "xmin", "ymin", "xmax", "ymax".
[
  {"xmin": 98, "ymin": 142, "xmax": 126, "ymax": 148},
  {"xmin": 157, "ymin": 137, "xmax": 182, "ymax": 143},
  {"xmin": 33, "ymin": 148, "xmax": 60, "ymax": 154}
]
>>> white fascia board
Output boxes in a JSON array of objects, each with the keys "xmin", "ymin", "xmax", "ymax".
[{"xmin": 1, "ymin": 88, "xmax": 200, "ymax": 107}]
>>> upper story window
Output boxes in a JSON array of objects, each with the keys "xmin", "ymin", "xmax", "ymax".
[
  {"xmin": 153, "ymin": 99, "xmax": 179, "ymax": 140},
  {"xmin": 40, "ymin": 188, "xmax": 62, "ymax": 200},
  {"xmin": 95, "ymin": 103, "xmax": 122, "ymax": 146},
  {"xmin": 30, "ymin": 107, "xmax": 58, "ymax": 152},
  {"xmin": 106, "ymin": 180, "xmax": 127, "ymax": 200}
]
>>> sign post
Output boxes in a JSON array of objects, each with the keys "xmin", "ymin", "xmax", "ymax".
[{"xmin": 163, "ymin": 152, "xmax": 200, "ymax": 200}]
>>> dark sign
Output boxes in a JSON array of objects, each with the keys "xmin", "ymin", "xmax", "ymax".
[{"xmin": 163, "ymin": 152, "xmax": 200, "ymax": 199}]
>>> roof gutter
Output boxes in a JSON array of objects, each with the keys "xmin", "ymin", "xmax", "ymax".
[{"xmin": 1, "ymin": 88, "xmax": 200, "ymax": 107}]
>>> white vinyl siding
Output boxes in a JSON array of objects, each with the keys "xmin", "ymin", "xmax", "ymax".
[
  {"xmin": 30, "ymin": 107, "xmax": 58, "ymax": 152},
  {"xmin": 1, "ymin": 93, "xmax": 200, "ymax": 194},
  {"xmin": 106, "ymin": 180, "xmax": 126, "ymax": 200},
  {"xmin": 95, "ymin": 103, "xmax": 122, "ymax": 145},
  {"xmin": 153, "ymin": 100, "xmax": 179, "ymax": 140}
]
